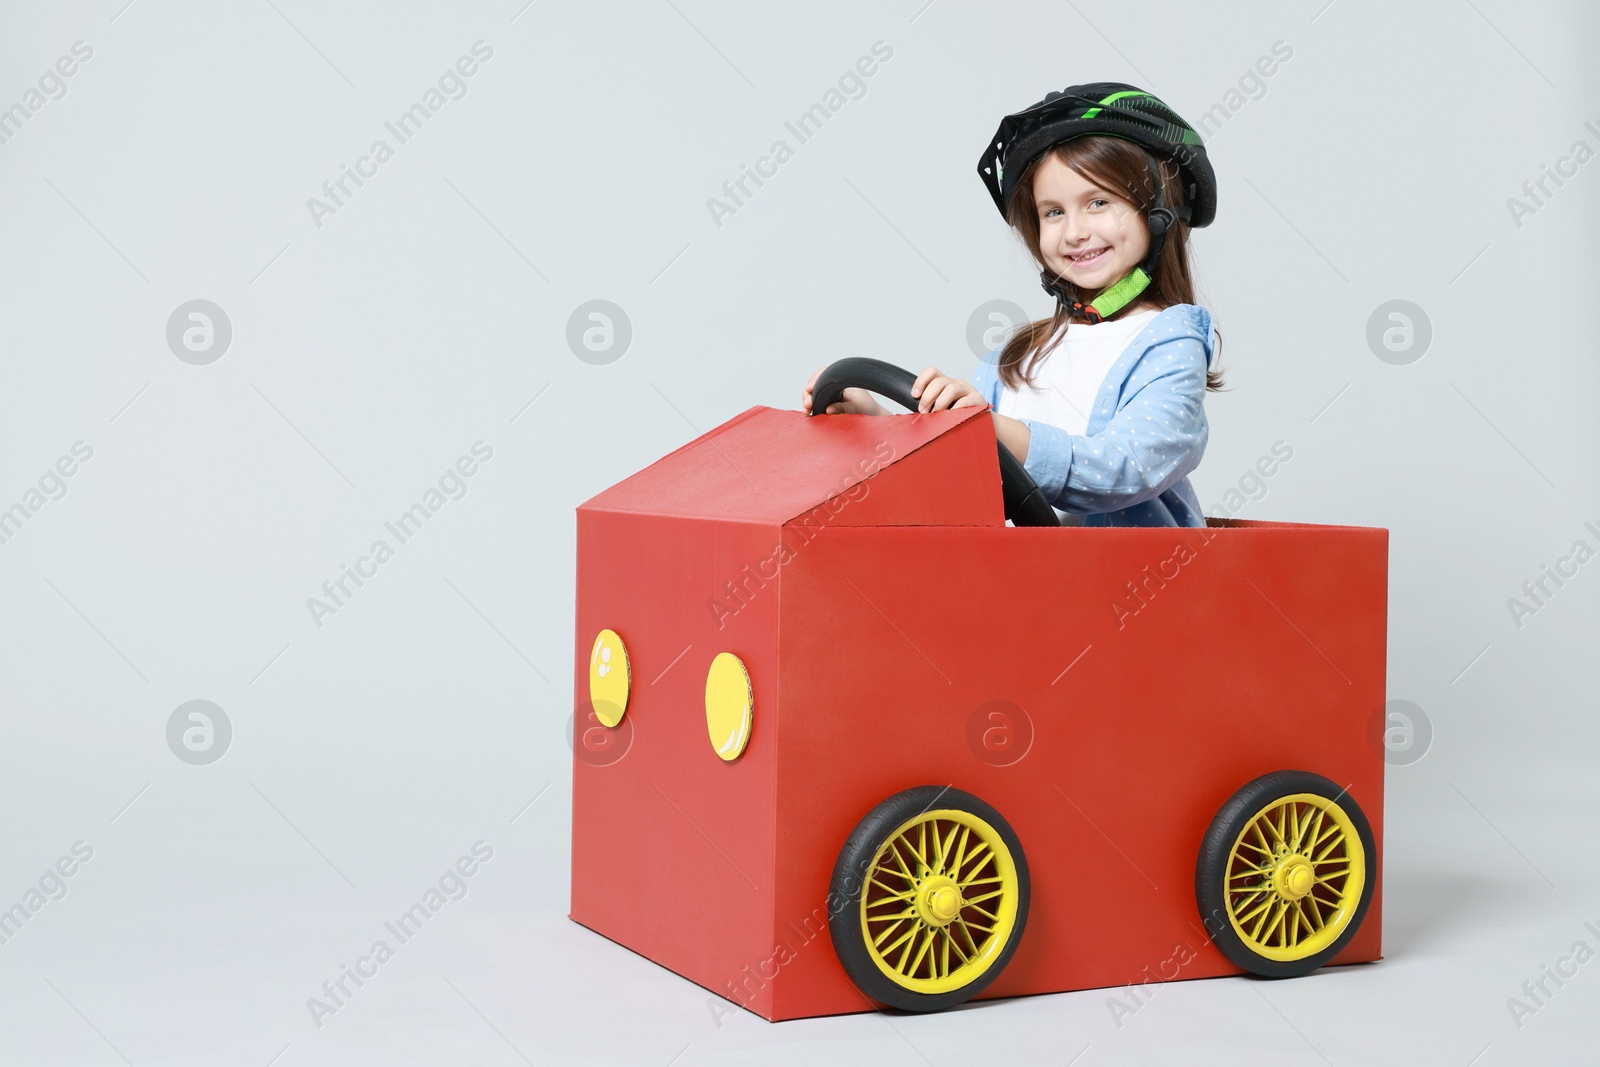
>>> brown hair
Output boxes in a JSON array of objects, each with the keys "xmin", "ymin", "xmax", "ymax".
[{"xmin": 996, "ymin": 136, "xmax": 1224, "ymax": 393}]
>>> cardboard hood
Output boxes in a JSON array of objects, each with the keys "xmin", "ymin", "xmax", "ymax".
[{"xmin": 578, "ymin": 405, "xmax": 1006, "ymax": 527}]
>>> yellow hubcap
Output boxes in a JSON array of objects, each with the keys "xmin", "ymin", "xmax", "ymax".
[
  {"xmin": 1275, "ymin": 856, "xmax": 1315, "ymax": 899},
  {"xmin": 860, "ymin": 809, "xmax": 1019, "ymax": 994},
  {"xmin": 915, "ymin": 876, "xmax": 963, "ymax": 927},
  {"xmin": 1223, "ymin": 793, "xmax": 1366, "ymax": 962}
]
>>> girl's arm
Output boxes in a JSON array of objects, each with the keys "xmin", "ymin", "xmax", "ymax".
[
  {"xmin": 992, "ymin": 412, "xmax": 1031, "ymax": 463},
  {"xmin": 967, "ymin": 311, "xmax": 1212, "ymax": 515},
  {"xmin": 811, "ymin": 328, "xmax": 1207, "ymax": 515},
  {"xmin": 1009, "ymin": 335, "xmax": 1209, "ymax": 514}
]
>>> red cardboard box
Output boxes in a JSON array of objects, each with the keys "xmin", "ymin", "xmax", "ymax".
[{"xmin": 571, "ymin": 404, "xmax": 1386, "ymax": 1021}]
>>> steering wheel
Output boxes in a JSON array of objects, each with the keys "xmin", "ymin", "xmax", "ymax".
[{"xmin": 808, "ymin": 357, "xmax": 1061, "ymax": 528}]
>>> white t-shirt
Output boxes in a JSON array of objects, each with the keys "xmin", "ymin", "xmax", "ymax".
[
  {"xmin": 993, "ymin": 309, "xmax": 1160, "ymax": 525},
  {"xmin": 992, "ymin": 309, "xmax": 1159, "ymax": 435}
]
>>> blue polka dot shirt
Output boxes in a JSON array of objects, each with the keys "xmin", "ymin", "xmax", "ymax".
[{"xmin": 972, "ymin": 304, "xmax": 1213, "ymax": 528}]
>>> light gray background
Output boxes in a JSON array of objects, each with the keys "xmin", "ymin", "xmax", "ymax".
[{"xmin": 1, "ymin": 1, "xmax": 1596, "ymax": 1064}]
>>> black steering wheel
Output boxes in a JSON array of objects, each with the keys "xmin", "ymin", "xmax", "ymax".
[{"xmin": 808, "ymin": 357, "xmax": 1060, "ymax": 527}]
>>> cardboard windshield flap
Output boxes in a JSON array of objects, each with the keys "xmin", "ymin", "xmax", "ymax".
[{"xmin": 572, "ymin": 405, "xmax": 1388, "ymax": 1022}]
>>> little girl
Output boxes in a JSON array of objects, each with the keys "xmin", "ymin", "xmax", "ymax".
[{"xmin": 803, "ymin": 82, "xmax": 1222, "ymax": 528}]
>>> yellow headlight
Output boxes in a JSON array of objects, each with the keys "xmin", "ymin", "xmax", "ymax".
[
  {"xmin": 704, "ymin": 652, "xmax": 752, "ymax": 761},
  {"xmin": 588, "ymin": 629, "xmax": 630, "ymax": 727}
]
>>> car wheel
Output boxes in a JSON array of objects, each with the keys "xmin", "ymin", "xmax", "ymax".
[
  {"xmin": 829, "ymin": 785, "xmax": 1029, "ymax": 1012},
  {"xmin": 1195, "ymin": 770, "xmax": 1376, "ymax": 978}
]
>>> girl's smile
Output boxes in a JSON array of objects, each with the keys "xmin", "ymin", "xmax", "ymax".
[{"xmin": 1032, "ymin": 154, "xmax": 1150, "ymax": 292}]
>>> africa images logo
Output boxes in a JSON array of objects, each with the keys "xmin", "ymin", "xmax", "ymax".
[
  {"xmin": 304, "ymin": 41, "xmax": 494, "ymax": 229},
  {"xmin": 0, "ymin": 40, "xmax": 94, "ymax": 148},
  {"xmin": 707, "ymin": 441, "xmax": 895, "ymax": 629},
  {"xmin": 306, "ymin": 842, "xmax": 494, "ymax": 1028},
  {"xmin": 0, "ymin": 441, "xmax": 93, "ymax": 548},
  {"xmin": 306, "ymin": 442, "xmax": 494, "ymax": 628},
  {"xmin": 705, "ymin": 40, "xmax": 893, "ymax": 228}
]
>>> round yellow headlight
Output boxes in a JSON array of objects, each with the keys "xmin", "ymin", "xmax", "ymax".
[
  {"xmin": 704, "ymin": 652, "xmax": 752, "ymax": 761},
  {"xmin": 588, "ymin": 629, "xmax": 630, "ymax": 728}
]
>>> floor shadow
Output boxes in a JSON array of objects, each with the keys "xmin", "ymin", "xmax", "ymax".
[{"xmin": 1379, "ymin": 867, "xmax": 1513, "ymax": 958}]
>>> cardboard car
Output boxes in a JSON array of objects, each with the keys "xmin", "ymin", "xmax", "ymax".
[{"xmin": 569, "ymin": 359, "xmax": 1387, "ymax": 1021}]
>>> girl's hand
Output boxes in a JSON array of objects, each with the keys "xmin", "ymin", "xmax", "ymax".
[
  {"xmin": 911, "ymin": 367, "xmax": 988, "ymax": 413},
  {"xmin": 803, "ymin": 365, "xmax": 888, "ymax": 416}
]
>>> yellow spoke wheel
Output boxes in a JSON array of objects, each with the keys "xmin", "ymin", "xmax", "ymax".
[
  {"xmin": 1196, "ymin": 771, "xmax": 1376, "ymax": 978},
  {"xmin": 829, "ymin": 786, "xmax": 1029, "ymax": 1012}
]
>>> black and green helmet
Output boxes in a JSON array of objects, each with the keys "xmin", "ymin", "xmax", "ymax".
[
  {"xmin": 977, "ymin": 83, "xmax": 1217, "ymax": 320},
  {"xmin": 977, "ymin": 82, "xmax": 1215, "ymax": 225}
]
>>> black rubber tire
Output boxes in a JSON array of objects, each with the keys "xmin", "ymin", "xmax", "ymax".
[
  {"xmin": 809, "ymin": 357, "xmax": 1060, "ymax": 528},
  {"xmin": 1194, "ymin": 770, "xmax": 1377, "ymax": 978},
  {"xmin": 828, "ymin": 785, "xmax": 1030, "ymax": 1012}
]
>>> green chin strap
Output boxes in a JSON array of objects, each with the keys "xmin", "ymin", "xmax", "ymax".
[
  {"xmin": 1041, "ymin": 265, "xmax": 1151, "ymax": 324},
  {"xmin": 1084, "ymin": 267, "xmax": 1151, "ymax": 319}
]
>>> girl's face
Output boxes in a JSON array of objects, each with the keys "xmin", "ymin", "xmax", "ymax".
[{"xmin": 1032, "ymin": 153, "xmax": 1150, "ymax": 293}]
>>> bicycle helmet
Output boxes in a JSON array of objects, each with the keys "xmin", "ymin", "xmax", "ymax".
[{"xmin": 976, "ymin": 83, "xmax": 1216, "ymax": 321}]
